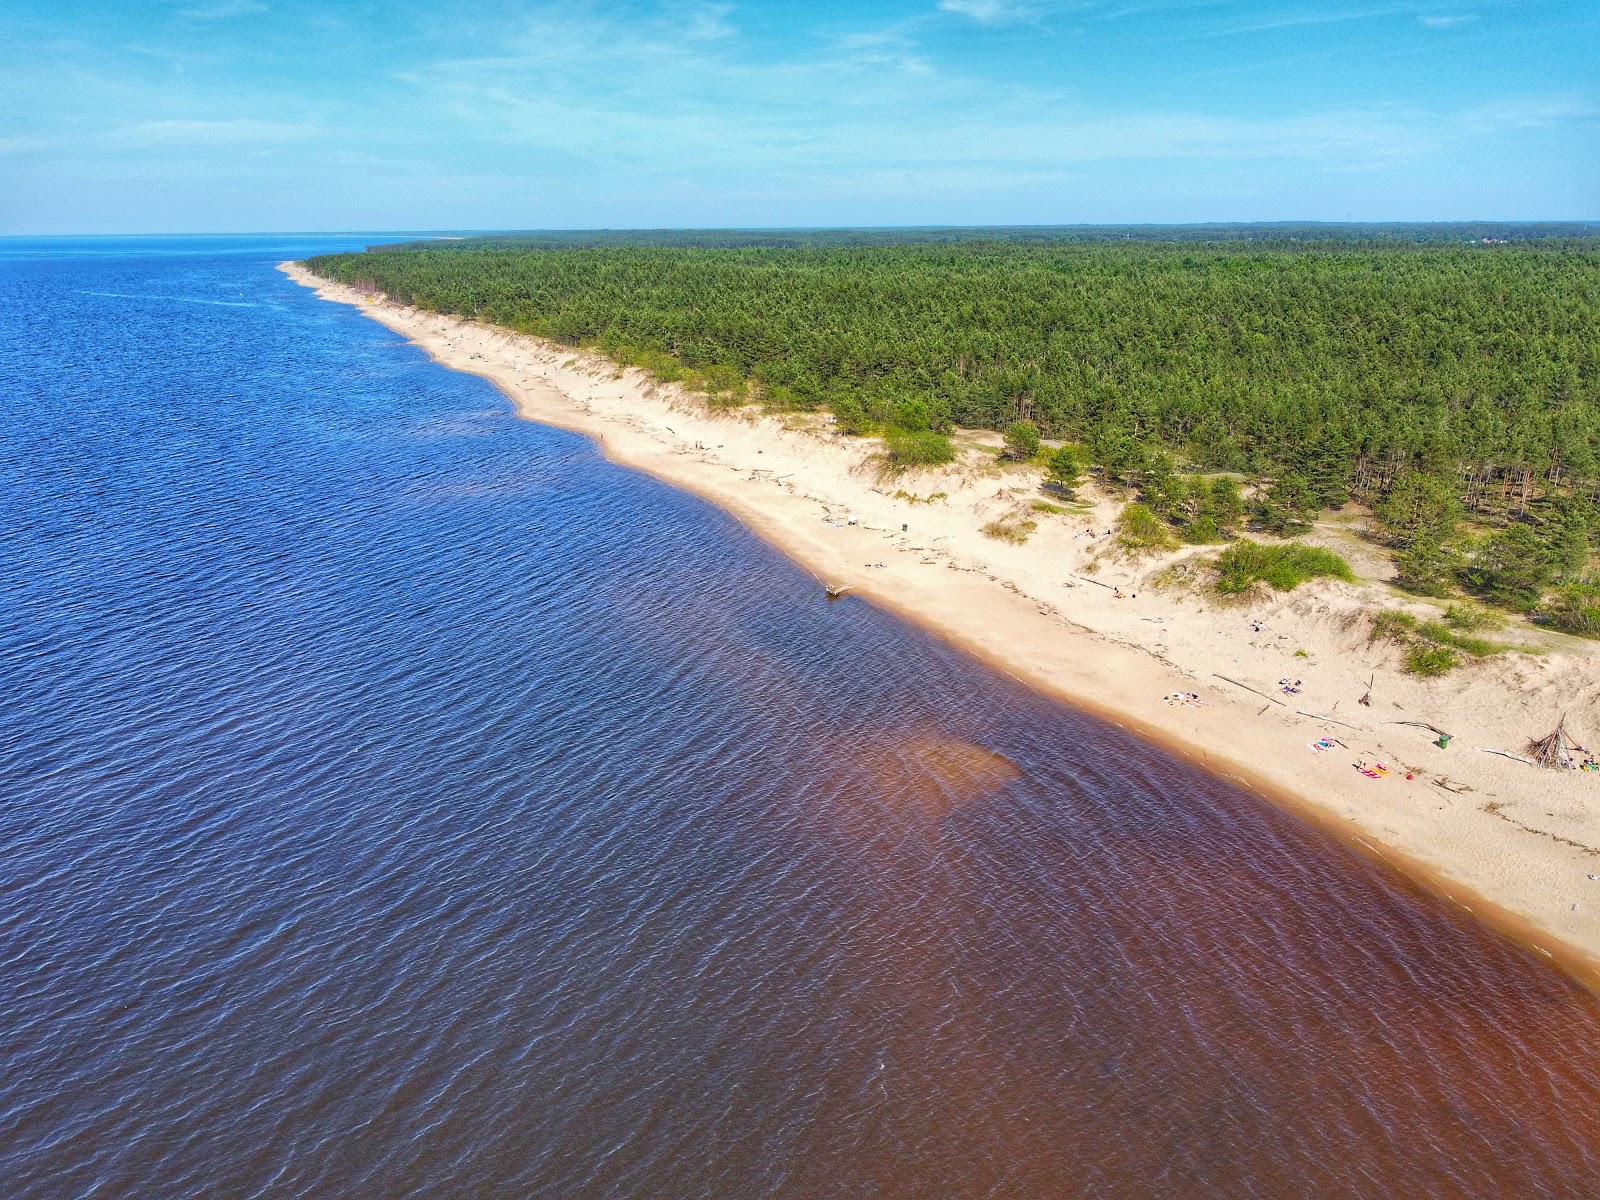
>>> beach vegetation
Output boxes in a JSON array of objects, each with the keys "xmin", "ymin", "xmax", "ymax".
[
  {"xmin": 883, "ymin": 428, "xmax": 956, "ymax": 469},
  {"xmin": 308, "ymin": 233, "xmax": 1600, "ymax": 620},
  {"xmin": 1002, "ymin": 421, "xmax": 1041, "ymax": 461},
  {"xmin": 1044, "ymin": 444, "xmax": 1087, "ymax": 497},
  {"xmin": 1368, "ymin": 607, "xmax": 1511, "ymax": 674},
  {"xmin": 1404, "ymin": 644, "xmax": 1460, "ymax": 677},
  {"xmin": 982, "ymin": 514, "xmax": 1037, "ymax": 544},
  {"xmin": 1540, "ymin": 581, "xmax": 1600, "ymax": 637},
  {"xmin": 1213, "ymin": 540, "xmax": 1354, "ymax": 594},
  {"xmin": 1461, "ymin": 522, "xmax": 1556, "ymax": 611},
  {"xmin": 1118, "ymin": 502, "xmax": 1176, "ymax": 553}
]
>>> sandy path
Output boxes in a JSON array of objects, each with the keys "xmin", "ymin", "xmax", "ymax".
[{"xmin": 283, "ymin": 262, "xmax": 1600, "ymax": 984}]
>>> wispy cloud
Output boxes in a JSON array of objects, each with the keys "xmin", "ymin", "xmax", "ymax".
[
  {"xmin": 1419, "ymin": 13, "xmax": 1477, "ymax": 27},
  {"xmin": 938, "ymin": 0, "xmax": 1039, "ymax": 22},
  {"xmin": 1, "ymin": 0, "xmax": 1592, "ymax": 231},
  {"xmin": 180, "ymin": 0, "xmax": 266, "ymax": 19},
  {"xmin": 112, "ymin": 118, "xmax": 319, "ymax": 148},
  {"xmin": 679, "ymin": 2, "xmax": 737, "ymax": 41}
]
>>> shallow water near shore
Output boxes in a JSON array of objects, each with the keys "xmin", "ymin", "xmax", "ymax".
[{"xmin": 4, "ymin": 236, "xmax": 1600, "ymax": 1198}]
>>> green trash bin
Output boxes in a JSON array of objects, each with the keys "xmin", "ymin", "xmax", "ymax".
[{"xmin": 1437, "ymin": 733, "xmax": 1451, "ymax": 749}]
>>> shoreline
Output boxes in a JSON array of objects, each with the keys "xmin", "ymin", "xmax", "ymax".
[{"xmin": 281, "ymin": 261, "xmax": 1600, "ymax": 989}]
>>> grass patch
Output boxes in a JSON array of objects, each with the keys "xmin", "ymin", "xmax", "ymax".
[
  {"xmin": 1441, "ymin": 602, "xmax": 1504, "ymax": 633},
  {"xmin": 892, "ymin": 489, "xmax": 949, "ymax": 505},
  {"xmin": 1031, "ymin": 499, "xmax": 1068, "ymax": 514},
  {"xmin": 1213, "ymin": 539, "xmax": 1354, "ymax": 594},
  {"xmin": 1404, "ymin": 644, "xmax": 1460, "ymax": 677},
  {"xmin": 982, "ymin": 514, "xmax": 1038, "ymax": 544},
  {"xmin": 1369, "ymin": 608, "xmax": 1511, "ymax": 676},
  {"xmin": 1118, "ymin": 502, "xmax": 1176, "ymax": 553}
]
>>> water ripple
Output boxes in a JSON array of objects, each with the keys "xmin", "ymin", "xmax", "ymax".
[{"xmin": 3, "ymin": 238, "xmax": 1600, "ymax": 1199}]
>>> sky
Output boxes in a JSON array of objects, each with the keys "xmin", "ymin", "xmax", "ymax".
[{"xmin": 1, "ymin": 0, "xmax": 1595, "ymax": 233}]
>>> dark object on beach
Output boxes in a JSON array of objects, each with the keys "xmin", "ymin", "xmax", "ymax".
[
  {"xmin": 1528, "ymin": 716, "xmax": 1581, "ymax": 770},
  {"xmin": 1359, "ymin": 674, "xmax": 1374, "ymax": 707}
]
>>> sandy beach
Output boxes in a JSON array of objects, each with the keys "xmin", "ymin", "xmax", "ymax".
[{"xmin": 284, "ymin": 261, "xmax": 1600, "ymax": 982}]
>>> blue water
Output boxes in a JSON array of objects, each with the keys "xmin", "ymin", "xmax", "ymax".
[{"xmin": 4, "ymin": 236, "xmax": 1600, "ymax": 1199}]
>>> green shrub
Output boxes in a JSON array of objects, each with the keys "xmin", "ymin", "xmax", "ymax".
[
  {"xmin": 1404, "ymin": 644, "xmax": 1460, "ymax": 676},
  {"xmin": 1045, "ymin": 445, "xmax": 1085, "ymax": 496},
  {"xmin": 884, "ymin": 428, "xmax": 956, "ymax": 468},
  {"xmin": 1118, "ymin": 502, "xmax": 1176, "ymax": 552},
  {"xmin": 1542, "ymin": 583, "xmax": 1600, "ymax": 637},
  {"xmin": 1441, "ymin": 602, "xmax": 1503, "ymax": 633},
  {"xmin": 1002, "ymin": 421, "xmax": 1041, "ymax": 461},
  {"xmin": 1183, "ymin": 515, "xmax": 1225, "ymax": 544},
  {"xmin": 1369, "ymin": 605, "xmax": 1509, "ymax": 674},
  {"xmin": 1213, "ymin": 539, "xmax": 1354, "ymax": 594},
  {"xmin": 1462, "ymin": 523, "xmax": 1556, "ymax": 611},
  {"xmin": 1368, "ymin": 609, "xmax": 1417, "ymax": 644},
  {"xmin": 1416, "ymin": 621, "xmax": 1503, "ymax": 658}
]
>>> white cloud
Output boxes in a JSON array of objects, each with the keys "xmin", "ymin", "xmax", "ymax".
[
  {"xmin": 1419, "ymin": 13, "xmax": 1477, "ymax": 27},
  {"xmin": 681, "ymin": 3, "xmax": 737, "ymax": 41},
  {"xmin": 937, "ymin": 0, "xmax": 1038, "ymax": 24}
]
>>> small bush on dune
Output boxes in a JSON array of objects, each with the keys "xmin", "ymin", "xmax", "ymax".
[
  {"xmin": 1441, "ymin": 602, "xmax": 1503, "ymax": 633},
  {"xmin": 1213, "ymin": 539, "xmax": 1354, "ymax": 594},
  {"xmin": 1404, "ymin": 644, "xmax": 1459, "ymax": 677},
  {"xmin": 1118, "ymin": 502, "xmax": 1176, "ymax": 553},
  {"xmin": 1541, "ymin": 583, "xmax": 1600, "ymax": 637},
  {"xmin": 883, "ymin": 428, "xmax": 956, "ymax": 468},
  {"xmin": 1044, "ymin": 445, "xmax": 1086, "ymax": 497},
  {"xmin": 1002, "ymin": 421, "xmax": 1041, "ymax": 461},
  {"xmin": 982, "ymin": 514, "xmax": 1038, "ymax": 544},
  {"xmin": 1369, "ymin": 606, "xmax": 1510, "ymax": 676}
]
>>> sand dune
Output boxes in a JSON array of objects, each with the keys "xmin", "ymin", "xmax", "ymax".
[{"xmin": 283, "ymin": 261, "xmax": 1600, "ymax": 983}]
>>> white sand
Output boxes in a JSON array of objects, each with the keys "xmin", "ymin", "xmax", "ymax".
[{"xmin": 284, "ymin": 262, "xmax": 1600, "ymax": 983}]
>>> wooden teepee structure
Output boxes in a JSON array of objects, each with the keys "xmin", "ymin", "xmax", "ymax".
[{"xmin": 1527, "ymin": 716, "xmax": 1580, "ymax": 770}]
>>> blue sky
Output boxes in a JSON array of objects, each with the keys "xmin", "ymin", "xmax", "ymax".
[{"xmin": 1, "ymin": 0, "xmax": 1594, "ymax": 233}]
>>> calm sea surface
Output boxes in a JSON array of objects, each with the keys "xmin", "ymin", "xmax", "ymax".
[{"xmin": 4, "ymin": 237, "xmax": 1600, "ymax": 1199}]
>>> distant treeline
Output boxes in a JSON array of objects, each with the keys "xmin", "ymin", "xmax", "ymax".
[
  {"xmin": 385, "ymin": 222, "xmax": 1595, "ymax": 251},
  {"xmin": 310, "ymin": 236, "xmax": 1600, "ymax": 494},
  {"xmin": 305, "ymin": 235, "xmax": 1600, "ymax": 626}
]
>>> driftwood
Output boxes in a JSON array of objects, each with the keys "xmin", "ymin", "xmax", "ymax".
[
  {"xmin": 1528, "ymin": 715, "xmax": 1582, "ymax": 770},
  {"xmin": 1297, "ymin": 711, "xmax": 1369, "ymax": 733},
  {"xmin": 1481, "ymin": 748, "xmax": 1534, "ymax": 765},
  {"xmin": 824, "ymin": 583, "xmax": 853, "ymax": 599},
  {"xmin": 1212, "ymin": 674, "xmax": 1286, "ymax": 706},
  {"xmin": 1391, "ymin": 720, "xmax": 1452, "ymax": 739}
]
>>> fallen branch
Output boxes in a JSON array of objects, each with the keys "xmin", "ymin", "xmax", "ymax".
[
  {"xmin": 1481, "ymin": 748, "xmax": 1533, "ymax": 765},
  {"xmin": 1212, "ymin": 674, "xmax": 1287, "ymax": 706},
  {"xmin": 1297, "ymin": 711, "xmax": 1369, "ymax": 733},
  {"xmin": 1391, "ymin": 720, "xmax": 1452, "ymax": 739}
]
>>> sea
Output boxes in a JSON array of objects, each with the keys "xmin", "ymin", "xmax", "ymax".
[{"xmin": 3, "ymin": 235, "xmax": 1599, "ymax": 1198}]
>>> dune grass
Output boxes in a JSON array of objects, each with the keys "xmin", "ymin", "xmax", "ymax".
[{"xmin": 1213, "ymin": 539, "xmax": 1354, "ymax": 594}]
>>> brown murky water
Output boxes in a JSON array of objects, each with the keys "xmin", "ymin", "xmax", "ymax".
[{"xmin": 4, "ymin": 238, "xmax": 1599, "ymax": 1199}]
